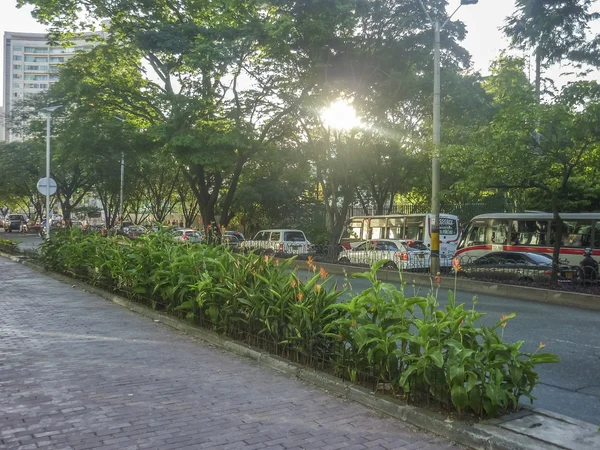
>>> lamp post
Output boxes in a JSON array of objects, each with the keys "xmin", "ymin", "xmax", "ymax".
[
  {"xmin": 419, "ymin": 0, "xmax": 478, "ymax": 275},
  {"xmin": 39, "ymin": 105, "xmax": 61, "ymax": 239},
  {"xmin": 114, "ymin": 116, "xmax": 126, "ymax": 227}
]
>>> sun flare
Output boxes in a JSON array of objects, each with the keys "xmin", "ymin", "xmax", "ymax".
[{"xmin": 320, "ymin": 99, "xmax": 363, "ymax": 131}]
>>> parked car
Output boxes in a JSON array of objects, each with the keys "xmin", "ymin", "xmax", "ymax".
[
  {"xmin": 3, "ymin": 214, "xmax": 27, "ymax": 232},
  {"xmin": 223, "ymin": 234, "xmax": 242, "ymax": 248},
  {"xmin": 172, "ymin": 229, "xmax": 202, "ymax": 243},
  {"xmin": 224, "ymin": 231, "xmax": 245, "ymax": 241},
  {"xmin": 242, "ymin": 229, "xmax": 312, "ymax": 255},
  {"xmin": 127, "ymin": 226, "xmax": 147, "ymax": 239},
  {"xmin": 453, "ymin": 251, "xmax": 576, "ymax": 283},
  {"xmin": 338, "ymin": 239, "xmax": 430, "ymax": 270}
]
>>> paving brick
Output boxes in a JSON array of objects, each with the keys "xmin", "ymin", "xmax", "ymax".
[{"xmin": 0, "ymin": 258, "xmax": 462, "ymax": 450}]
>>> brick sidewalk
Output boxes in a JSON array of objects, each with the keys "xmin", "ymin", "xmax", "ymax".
[{"xmin": 0, "ymin": 258, "xmax": 460, "ymax": 450}]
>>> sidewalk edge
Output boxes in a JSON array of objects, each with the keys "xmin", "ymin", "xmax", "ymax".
[{"xmin": 4, "ymin": 255, "xmax": 568, "ymax": 450}]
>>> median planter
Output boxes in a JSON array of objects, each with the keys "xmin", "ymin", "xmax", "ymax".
[{"xmin": 4, "ymin": 252, "xmax": 597, "ymax": 450}]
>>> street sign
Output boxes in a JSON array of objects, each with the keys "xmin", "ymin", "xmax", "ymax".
[{"xmin": 37, "ymin": 177, "xmax": 57, "ymax": 196}]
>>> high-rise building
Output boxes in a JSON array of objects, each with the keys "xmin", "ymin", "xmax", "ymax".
[{"xmin": 3, "ymin": 32, "xmax": 98, "ymax": 141}]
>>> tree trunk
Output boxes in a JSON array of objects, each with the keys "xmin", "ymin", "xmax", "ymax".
[{"xmin": 551, "ymin": 193, "xmax": 561, "ymax": 283}]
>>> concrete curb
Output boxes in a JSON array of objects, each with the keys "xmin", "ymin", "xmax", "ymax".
[
  {"xmin": 295, "ymin": 260, "xmax": 600, "ymax": 311},
  {"xmin": 3, "ymin": 254, "xmax": 589, "ymax": 450}
]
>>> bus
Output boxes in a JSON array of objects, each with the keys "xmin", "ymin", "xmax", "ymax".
[
  {"xmin": 456, "ymin": 213, "xmax": 600, "ymax": 265},
  {"xmin": 340, "ymin": 213, "xmax": 461, "ymax": 267}
]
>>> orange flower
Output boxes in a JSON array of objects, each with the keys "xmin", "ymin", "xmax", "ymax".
[
  {"xmin": 275, "ymin": 259, "xmax": 279, "ymax": 266},
  {"xmin": 315, "ymin": 284, "xmax": 321, "ymax": 291},
  {"xmin": 501, "ymin": 314, "xmax": 509, "ymax": 328},
  {"xmin": 351, "ymin": 321, "xmax": 356, "ymax": 327},
  {"xmin": 539, "ymin": 342, "xmax": 546, "ymax": 349},
  {"xmin": 435, "ymin": 275, "xmax": 441, "ymax": 283},
  {"xmin": 291, "ymin": 279, "xmax": 297, "ymax": 288},
  {"xmin": 319, "ymin": 267, "xmax": 328, "ymax": 280},
  {"xmin": 297, "ymin": 292, "xmax": 303, "ymax": 302},
  {"xmin": 264, "ymin": 255, "xmax": 269, "ymax": 262}
]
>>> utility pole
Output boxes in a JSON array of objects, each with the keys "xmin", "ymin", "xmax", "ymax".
[
  {"xmin": 431, "ymin": 18, "xmax": 441, "ymax": 275},
  {"xmin": 419, "ymin": 0, "xmax": 478, "ymax": 275}
]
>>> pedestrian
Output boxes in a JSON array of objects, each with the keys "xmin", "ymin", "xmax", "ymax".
[{"xmin": 20, "ymin": 218, "xmax": 28, "ymax": 234}]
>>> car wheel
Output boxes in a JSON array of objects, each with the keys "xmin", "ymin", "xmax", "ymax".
[
  {"xmin": 339, "ymin": 257, "xmax": 350, "ymax": 264},
  {"xmin": 383, "ymin": 261, "xmax": 397, "ymax": 270}
]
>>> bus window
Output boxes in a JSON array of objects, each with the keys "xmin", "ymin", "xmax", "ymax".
[
  {"xmin": 405, "ymin": 220, "xmax": 424, "ymax": 241},
  {"xmin": 387, "ymin": 218, "xmax": 404, "ymax": 239},
  {"xmin": 550, "ymin": 220, "xmax": 592, "ymax": 247},
  {"xmin": 490, "ymin": 220, "xmax": 508, "ymax": 245},
  {"xmin": 516, "ymin": 220, "xmax": 548, "ymax": 246},
  {"xmin": 369, "ymin": 218, "xmax": 387, "ymax": 240},
  {"xmin": 595, "ymin": 222, "xmax": 600, "ymax": 248},
  {"xmin": 467, "ymin": 224, "xmax": 486, "ymax": 246}
]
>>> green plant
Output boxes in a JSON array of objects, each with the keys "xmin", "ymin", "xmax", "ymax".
[
  {"xmin": 0, "ymin": 238, "xmax": 18, "ymax": 254},
  {"xmin": 40, "ymin": 232, "xmax": 558, "ymax": 418}
]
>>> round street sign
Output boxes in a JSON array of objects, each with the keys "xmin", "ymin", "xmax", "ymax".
[{"xmin": 37, "ymin": 177, "xmax": 57, "ymax": 196}]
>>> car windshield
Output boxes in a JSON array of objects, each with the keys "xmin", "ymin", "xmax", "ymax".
[
  {"xmin": 9, "ymin": 215, "xmax": 22, "ymax": 220},
  {"xmin": 404, "ymin": 241, "xmax": 428, "ymax": 251},
  {"xmin": 284, "ymin": 231, "xmax": 306, "ymax": 242}
]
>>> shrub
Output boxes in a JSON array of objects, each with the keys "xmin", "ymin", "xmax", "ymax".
[
  {"xmin": 0, "ymin": 238, "xmax": 19, "ymax": 254},
  {"xmin": 40, "ymin": 232, "xmax": 558, "ymax": 417}
]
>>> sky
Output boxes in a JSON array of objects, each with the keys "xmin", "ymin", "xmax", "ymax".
[{"xmin": 1, "ymin": 0, "xmax": 598, "ymax": 108}]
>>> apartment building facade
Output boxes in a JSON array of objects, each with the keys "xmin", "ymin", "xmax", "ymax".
[{"xmin": 3, "ymin": 32, "xmax": 97, "ymax": 141}]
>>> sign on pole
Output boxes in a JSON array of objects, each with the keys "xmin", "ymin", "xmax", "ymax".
[{"xmin": 37, "ymin": 177, "xmax": 57, "ymax": 196}]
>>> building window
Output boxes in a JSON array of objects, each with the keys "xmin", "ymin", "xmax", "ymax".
[
  {"xmin": 24, "ymin": 56, "xmax": 48, "ymax": 62},
  {"xmin": 13, "ymin": 64, "xmax": 22, "ymax": 70},
  {"xmin": 49, "ymin": 65, "xmax": 59, "ymax": 72},
  {"xmin": 50, "ymin": 56, "xmax": 65, "ymax": 63},
  {"xmin": 13, "ymin": 46, "xmax": 23, "ymax": 52},
  {"xmin": 24, "ymin": 46, "xmax": 48, "ymax": 53},
  {"xmin": 39, "ymin": 83, "xmax": 48, "ymax": 88},
  {"xmin": 13, "ymin": 74, "xmax": 22, "ymax": 79},
  {"xmin": 13, "ymin": 55, "xmax": 22, "ymax": 61},
  {"xmin": 13, "ymin": 82, "xmax": 21, "ymax": 88},
  {"xmin": 24, "ymin": 74, "xmax": 48, "ymax": 81},
  {"xmin": 13, "ymin": 92, "xmax": 21, "ymax": 98}
]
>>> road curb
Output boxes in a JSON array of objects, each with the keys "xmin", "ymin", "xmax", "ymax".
[
  {"xmin": 298, "ymin": 260, "xmax": 600, "ymax": 311},
  {"xmin": 3, "ymin": 254, "xmax": 595, "ymax": 450}
]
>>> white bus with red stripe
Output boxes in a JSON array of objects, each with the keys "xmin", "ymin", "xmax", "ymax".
[
  {"xmin": 455, "ymin": 213, "xmax": 600, "ymax": 265},
  {"xmin": 340, "ymin": 213, "xmax": 460, "ymax": 267}
]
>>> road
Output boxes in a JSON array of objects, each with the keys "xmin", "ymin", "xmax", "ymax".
[
  {"xmin": 1, "ymin": 232, "xmax": 44, "ymax": 252},
  {"xmin": 297, "ymin": 268, "xmax": 600, "ymax": 425}
]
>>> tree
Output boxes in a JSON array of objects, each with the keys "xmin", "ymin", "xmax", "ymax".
[
  {"xmin": 0, "ymin": 141, "xmax": 47, "ymax": 221},
  {"xmin": 446, "ymin": 56, "xmax": 600, "ymax": 280},
  {"xmin": 503, "ymin": 0, "xmax": 600, "ymax": 101},
  {"xmin": 20, "ymin": 0, "xmax": 357, "ymax": 228}
]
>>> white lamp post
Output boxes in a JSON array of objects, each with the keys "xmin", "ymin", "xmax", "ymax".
[{"xmin": 39, "ymin": 105, "xmax": 61, "ymax": 239}]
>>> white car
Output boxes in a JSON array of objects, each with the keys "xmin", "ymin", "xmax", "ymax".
[
  {"xmin": 338, "ymin": 239, "xmax": 431, "ymax": 271},
  {"xmin": 242, "ymin": 229, "xmax": 312, "ymax": 255},
  {"xmin": 172, "ymin": 229, "xmax": 202, "ymax": 243}
]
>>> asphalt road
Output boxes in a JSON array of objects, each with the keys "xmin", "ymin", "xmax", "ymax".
[
  {"xmin": 297, "ymin": 268, "xmax": 600, "ymax": 425},
  {"xmin": 1, "ymin": 232, "xmax": 44, "ymax": 252},
  {"xmin": 3, "ymin": 232, "xmax": 599, "ymax": 424}
]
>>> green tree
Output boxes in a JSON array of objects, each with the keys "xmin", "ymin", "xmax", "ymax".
[{"xmin": 502, "ymin": 0, "xmax": 600, "ymax": 101}]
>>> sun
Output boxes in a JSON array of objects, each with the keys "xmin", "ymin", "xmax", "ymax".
[{"xmin": 320, "ymin": 99, "xmax": 362, "ymax": 131}]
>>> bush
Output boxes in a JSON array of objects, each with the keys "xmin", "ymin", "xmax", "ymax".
[
  {"xmin": 0, "ymin": 238, "xmax": 18, "ymax": 254},
  {"xmin": 40, "ymin": 230, "xmax": 558, "ymax": 417}
]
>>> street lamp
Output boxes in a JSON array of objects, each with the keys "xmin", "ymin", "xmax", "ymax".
[
  {"xmin": 39, "ymin": 105, "xmax": 61, "ymax": 239},
  {"xmin": 114, "ymin": 116, "xmax": 126, "ymax": 226},
  {"xmin": 418, "ymin": 0, "xmax": 478, "ymax": 275}
]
